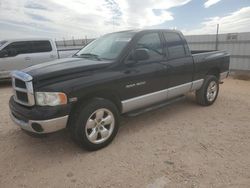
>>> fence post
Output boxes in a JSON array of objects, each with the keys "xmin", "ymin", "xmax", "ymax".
[
  {"xmin": 215, "ymin": 24, "xmax": 219, "ymax": 50},
  {"xmin": 72, "ymin": 36, "xmax": 75, "ymax": 46},
  {"xmin": 63, "ymin": 38, "xmax": 66, "ymax": 47}
]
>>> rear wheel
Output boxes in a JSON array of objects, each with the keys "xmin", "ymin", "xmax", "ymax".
[
  {"xmin": 70, "ymin": 98, "xmax": 119, "ymax": 151},
  {"xmin": 196, "ymin": 75, "xmax": 219, "ymax": 106}
]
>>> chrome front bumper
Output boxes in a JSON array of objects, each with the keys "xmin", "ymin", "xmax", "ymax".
[{"xmin": 10, "ymin": 113, "xmax": 69, "ymax": 134}]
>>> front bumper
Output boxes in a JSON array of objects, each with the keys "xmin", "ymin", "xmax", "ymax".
[
  {"xmin": 9, "ymin": 96, "xmax": 71, "ymax": 134},
  {"xmin": 10, "ymin": 112, "xmax": 68, "ymax": 134}
]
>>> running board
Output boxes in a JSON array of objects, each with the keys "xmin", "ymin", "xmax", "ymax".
[{"xmin": 124, "ymin": 95, "xmax": 186, "ymax": 117}]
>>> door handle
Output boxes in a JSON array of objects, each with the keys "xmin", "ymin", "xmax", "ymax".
[
  {"xmin": 25, "ymin": 57, "xmax": 31, "ymax": 61},
  {"xmin": 50, "ymin": 54, "xmax": 55, "ymax": 58}
]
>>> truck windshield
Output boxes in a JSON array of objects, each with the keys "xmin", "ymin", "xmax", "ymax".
[
  {"xmin": 0, "ymin": 40, "xmax": 7, "ymax": 48},
  {"xmin": 76, "ymin": 32, "xmax": 135, "ymax": 60}
]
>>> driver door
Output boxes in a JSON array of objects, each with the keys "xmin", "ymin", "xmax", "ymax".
[{"xmin": 118, "ymin": 31, "xmax": 168, "ymax": 113}]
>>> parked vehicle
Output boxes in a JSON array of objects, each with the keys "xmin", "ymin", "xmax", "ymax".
[
  {"xmin": 0, "ymin": 39, "xmax": 78, "ymax": 80},
  {"xmin": 9, "ymin": 29, "xmax": 230, "ymax": 150}
]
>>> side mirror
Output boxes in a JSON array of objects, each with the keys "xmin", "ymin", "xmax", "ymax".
[
  {"xmin": 133, "ymin": 48, "xmax": 149, "ymax": 61},
  {"xmin": 0, "ymin": 50, "xmax": 8, "ymax": 58}
]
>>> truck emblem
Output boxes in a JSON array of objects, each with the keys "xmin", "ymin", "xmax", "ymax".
[{"xmin": 126, "ymin": 81, "xmax": 146, "ymax": 88}]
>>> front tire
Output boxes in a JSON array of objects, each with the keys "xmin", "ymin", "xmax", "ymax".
[
  {"xmin": 196, "ymin": 75, "xmax": 219, "ymax": 106},
  {"xmin": 70, "ymin": 98, "xmax": 119, "ymax": 151}
]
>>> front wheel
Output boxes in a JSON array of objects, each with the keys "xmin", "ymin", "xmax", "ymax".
[
  {"xmin": 70, "ymin": 98, "xmax": 119, "ymax": 151},
  {"xmin": 196, "ymin": 75, "xmax": 219, "ymax": 106}
]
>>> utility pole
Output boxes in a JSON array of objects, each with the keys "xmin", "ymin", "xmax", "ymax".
[{"xmin": 215, "ymin": 24, "xmax": 219, "ymax": 50}]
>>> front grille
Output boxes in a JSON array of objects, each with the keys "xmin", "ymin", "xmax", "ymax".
[
  {"xmin": 16, "ymin": 91, "xmax": 29, "ymax": 103},
  {"xmin": 15, "ymin": 79, "xmax": 26, "ymax": 89},
  {"xmin": 11, "ymin": 71, "xmax": 35, "ymax": 106}
]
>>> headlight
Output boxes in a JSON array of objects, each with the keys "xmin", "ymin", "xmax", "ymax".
[{"xmin": 35, "ymin": 92, "xmax": 67, "ymax": 106}]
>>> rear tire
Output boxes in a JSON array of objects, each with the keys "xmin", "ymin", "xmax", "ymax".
[
  {"xmin": 70, "ymin": 98, "xmax": 119, "ymax": 151},
  {"xmin": 196, "ymin": 75, "xmax": 219, "ymax": 106}
]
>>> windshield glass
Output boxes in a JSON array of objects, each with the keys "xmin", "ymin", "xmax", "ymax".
[
  {"xmin": 76, "ymin": 32, "xmax": 135, "ymax": 60},
  {"xmin": 0, "ymin": 40, "xmax": 7, "ymax": 48}
]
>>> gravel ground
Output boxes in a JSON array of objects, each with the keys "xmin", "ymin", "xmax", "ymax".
[{"xmin": 0, "ymin": 78, "xmax": 250, "ymax": 188}]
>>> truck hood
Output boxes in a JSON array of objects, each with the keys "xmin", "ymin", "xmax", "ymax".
[{"xmin": 23, "ymin": 57, "xmax": 113, "ymax": 82}]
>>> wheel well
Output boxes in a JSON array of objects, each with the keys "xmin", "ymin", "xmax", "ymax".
[
  {"xmin": 207, "ymin": 68, "xmax": 220, "ymax": 79},
  {"xmin": 67, "ymin": 91, "xmax": 122, "ymax": 129},
  {"xmin": 74, "ymin": 91, "xmax": 122, "ymax": 113}
]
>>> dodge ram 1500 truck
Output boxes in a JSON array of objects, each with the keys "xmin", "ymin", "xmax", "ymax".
[{"xmin": 9, "ymin": 29, "xmax": 230, "ymax": 150}]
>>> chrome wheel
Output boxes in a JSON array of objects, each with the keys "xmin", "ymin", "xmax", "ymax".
[
  {"xmin": 206, "ymin": 81, "xmax": 218, "ymax": 102},
  {"xmin": 85, "ymin": 108, "xmax": 115, "ymax": 144}
]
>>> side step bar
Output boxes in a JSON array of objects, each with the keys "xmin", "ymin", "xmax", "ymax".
[{"xmin": 124, "ymin": 95, "xmax": 186, "ymax": 117}]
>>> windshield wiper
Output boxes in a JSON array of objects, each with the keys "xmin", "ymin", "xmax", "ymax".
[{"xmin": 78, "ymin": 53, "xmax": 101, "ymax": 60}]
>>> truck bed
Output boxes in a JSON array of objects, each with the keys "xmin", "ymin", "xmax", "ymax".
[{"xmin": 191, "ymin": 50, "xmax": 230, "ymax": 81}]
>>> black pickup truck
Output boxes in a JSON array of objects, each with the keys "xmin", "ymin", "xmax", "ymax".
[{"xmin": 9, "ymin": 29, "xmax": 230, "ymax": 150}]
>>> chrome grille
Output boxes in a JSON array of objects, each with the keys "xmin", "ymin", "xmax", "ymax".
[
  {"xmin": 11, "ymin": 71, "xmax": 35, "ymax": 106},
  {"xmin": 15, "ymin": 78, "xmax": 26, "ymax": 88}
]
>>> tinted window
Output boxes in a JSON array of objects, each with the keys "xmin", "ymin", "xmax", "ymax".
[
  {"xmin": 135, "ymin": 32, "xmax": 163, "ymax": 61},
  {"xmin": 164, "ymin": 32, "xmax": 186, "ymax": 59},
  {"xmin": 4, "ymin": 41, "xmax": 33, "ymax": 54},
  {"xmin": 3, "ymin": 40, "xmax": 52, "ymax": 55},
  {"xmin": 32, "ymin": 41, "xmax": 52, "ymax": 52}
]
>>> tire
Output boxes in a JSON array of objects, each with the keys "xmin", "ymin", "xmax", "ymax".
[
  {"xmin": 196, "ymin": 75, "xmax": 219, "ymax": 106},
  {"xmin": 70, "ymin": 98, "xmax": 120, "ymax": 151}
]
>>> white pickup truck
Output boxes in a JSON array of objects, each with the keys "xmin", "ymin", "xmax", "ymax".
[{"xmin": 0, "ymin": 38, "xmax": 79, "ymax": 80}]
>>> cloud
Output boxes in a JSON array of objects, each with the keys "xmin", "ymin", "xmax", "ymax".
[
  {"xmin": 184, "ymin": 7, "xmax": 250, "ymax": 35},
  {"xmin": 204, "ymin": 0, "xmax": 222, "ymax": 8},
  {"xmin": 0, "ymin": 0, "xmax": 191, "ymax": 39},
  {"xmin": 27, "ymin": 13, "xmax": 52, "ymax": 22},
  {"xmin": 24, "ymin": 1, "xmax": 48, "ymax": 10}
]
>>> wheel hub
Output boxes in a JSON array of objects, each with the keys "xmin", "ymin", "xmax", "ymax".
[
  {"xmin": 85, "ymin": 108, "xmax": 115, "ymax": 144},
  {"xmin": 207, "ymin": 81, "xmax": 218, "ymax": 102}
]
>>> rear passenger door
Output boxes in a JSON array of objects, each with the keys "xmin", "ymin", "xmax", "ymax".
[{"xmin": 162, "ymin": 32, "xmax": 194, "ymax": 98}]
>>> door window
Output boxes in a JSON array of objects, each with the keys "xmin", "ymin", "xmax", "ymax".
[
  {"xmin": 3, "ymin": 41, "xmax": 33, "ymax": 56},
  {"xmin": 164, "ymin": 32, "xmax": 186, "ymax": 59},
  {"xmin": 135, "ymin": 32, "xmax": 163, "ymax": 61}
]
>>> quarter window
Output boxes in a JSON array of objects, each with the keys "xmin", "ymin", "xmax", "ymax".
[
  {"xmin": 135, "ymin": 33, "xmax": 163, "ymax": 61},
  {"xmin": 164, "ymin": 32, "xmax": 186, "ymax": 59}
]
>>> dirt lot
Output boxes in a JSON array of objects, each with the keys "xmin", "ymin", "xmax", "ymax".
[{"xmin": 0, "ymin": 78, "xmax": 250, "ymax": 188}]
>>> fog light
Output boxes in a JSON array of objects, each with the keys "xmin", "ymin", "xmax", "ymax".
[{"xmin": 31, "ymin": 123, "xmax": 43, "ymax": 132}]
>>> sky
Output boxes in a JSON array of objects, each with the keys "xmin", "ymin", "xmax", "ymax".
[{"xmin": 0, "ymin": 0, "xmax": 250, "ymax": 40}]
